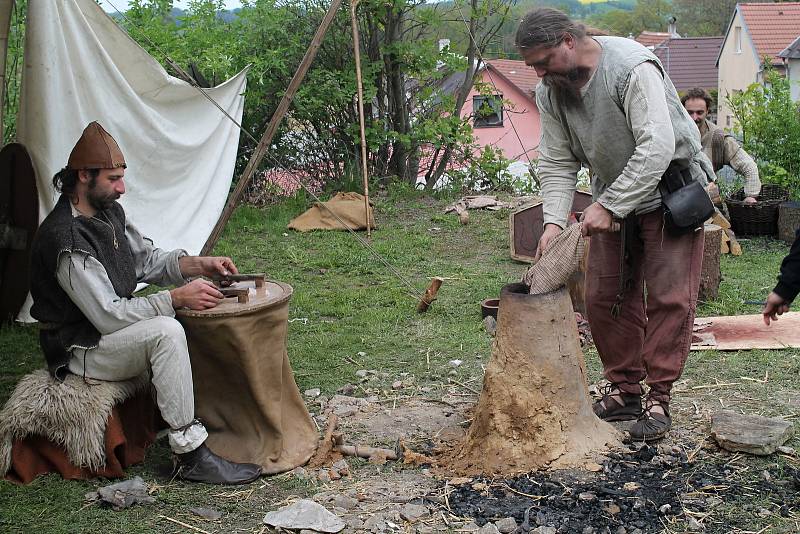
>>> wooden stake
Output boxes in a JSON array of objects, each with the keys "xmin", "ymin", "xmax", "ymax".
[
  {"xmin": 200, "ymin": 0, "xmax": 345, "ymax": 255},
  {"xmin": 417, "ymin": 277, "xmax": 443, "ymax": 313},
  {"xmin": 307, "ymin": 414, "xmax": 339, "ymax": 468},
  {"xmin": 350, "ymin": 0, "xmax": 371, "ymax": 239},
  {"xmin": 333, "ymin": 434, "xmax": 399, "ymax": 460}
]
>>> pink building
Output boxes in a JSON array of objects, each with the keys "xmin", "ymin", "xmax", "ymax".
[{"xmin": 462, "ymin": 59, "xmax": 541, "ymax": 163}]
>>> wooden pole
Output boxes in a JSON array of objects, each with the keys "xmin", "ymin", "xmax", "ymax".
[
  {"xmin": 417, "ymin": 277, "xmax": 443, "ymax": 313},
  {"xmin": 350, "ymin": 0, "xmax": 371, "ymax": 239},
  {"xmin": 200, "ymin": 0, "xmax": 345, "ymax": 256}
]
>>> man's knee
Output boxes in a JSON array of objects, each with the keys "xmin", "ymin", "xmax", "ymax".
[{"xmin": 145, "ymin": 316, "xmax": 187, "ymax": 347}]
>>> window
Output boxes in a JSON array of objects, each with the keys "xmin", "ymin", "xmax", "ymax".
[
  {"xmin": 473, "ymin": 95, "xmax": 503, "ymax": 127},
  {"xmin": 735, "ymin": 26, "xmax": 742, "ymax": 54}
]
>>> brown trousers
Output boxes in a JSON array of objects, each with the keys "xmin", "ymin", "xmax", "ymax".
[{"xmin": 586, "ymin": 208, "xmax": 704, "ymax": 403}]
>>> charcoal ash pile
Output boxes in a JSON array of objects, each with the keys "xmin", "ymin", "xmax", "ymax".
[{"xmin": 436, "ymin": 443, "xmax": 800, "ymax": 534}]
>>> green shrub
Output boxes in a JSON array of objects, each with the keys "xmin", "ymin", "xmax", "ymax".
[{"xmin": 728, "ymin": 63, "xmax": 800, "ymax": 198}]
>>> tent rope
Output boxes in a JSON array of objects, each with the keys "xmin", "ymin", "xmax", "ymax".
[{"xmin": 99, "ymin": 0, "xmax": 427, "ymax": 302}]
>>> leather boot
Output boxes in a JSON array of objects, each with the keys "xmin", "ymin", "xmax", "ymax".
[{"xmin": 175, "ymin": 444, "xmax": 262, "ymax": 484}]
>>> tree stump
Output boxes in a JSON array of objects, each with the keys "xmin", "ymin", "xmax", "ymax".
[
  {"xmin": 778, "ymin": 201, "xmax": 800, "ymax": 244},
  {"xmin": 700, "ymin": 224, "xmax": 722, "ymax": 302},
  {"xmin": 450, "ymin": 284, "xmax": 619, "ymax": 475}
]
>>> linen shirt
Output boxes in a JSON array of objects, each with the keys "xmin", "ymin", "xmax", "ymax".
[
  {"xmin": 699, "ymin": 119, "xmax": 761, "ymax": 197},
  {"xmin": 56, "ymin": 205, "xmax": 187, "ymax": 335},
  {"xmin": 538, "ymin": 61, "xmax": 677, "ymax": 228}
]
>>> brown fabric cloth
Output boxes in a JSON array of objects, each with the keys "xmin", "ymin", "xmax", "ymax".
[
  {"xmin": 524, "ymin": 223, "xmax": 586, "ymax": 294},
  {"xmin": 176, "ymin": 281, "xmax": 318, "ymax": 474},
  {"xmin": 288, "ymin": 192, "xmax": 375, "ymax": 232},
  {"xmin": 5, "ymin": 389, "xmax": 159, "ymax": 484}
]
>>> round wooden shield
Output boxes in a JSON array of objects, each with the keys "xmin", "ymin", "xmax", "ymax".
[
  {"xmin": 509, "ymin": 190, "xmax": 592, "ymax": 263},
  {"xmin": 0, "ymin": 143, "xmax": 38, "ymax": 322}
]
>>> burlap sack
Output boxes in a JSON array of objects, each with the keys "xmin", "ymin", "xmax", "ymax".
[
  {"xmin": 288, "ymin": 192, "xmax": 376, "ymax": 232},
  {"xmin": 524, "ymin": 223, "xmax": 586, "ymax": 295},
  {"xmin": 176, "ymin": 281, "xmax": 318, "ymax": 474}
]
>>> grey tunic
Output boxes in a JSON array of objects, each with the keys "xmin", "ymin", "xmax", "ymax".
[{"xmin": 536, "ymin": 36, "xmax": 715, "ymax": 228}]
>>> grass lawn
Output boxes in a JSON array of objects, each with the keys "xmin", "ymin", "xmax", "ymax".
[{"xmin": 0, "ymin": 188, "xmax": 798, "ymax": 533}]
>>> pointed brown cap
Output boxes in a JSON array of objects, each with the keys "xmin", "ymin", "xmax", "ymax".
[{"xmin": 67, "ymin": 121, "xmax": 126, "ymax": 170}]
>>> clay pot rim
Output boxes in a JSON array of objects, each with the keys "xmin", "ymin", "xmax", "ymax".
[{"xmin": 481, "ymin": 298, "xmax": 499, "ymax": 319}]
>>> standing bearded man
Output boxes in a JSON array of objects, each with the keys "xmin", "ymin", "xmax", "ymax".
[{"xmin": 518, "ymin": 8, "xmax": 715, "ymax": 440}]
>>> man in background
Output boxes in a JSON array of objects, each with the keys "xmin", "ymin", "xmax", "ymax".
[{"xmin": 682, "ymin": 87, "xmax": 761, "ymax": 204}]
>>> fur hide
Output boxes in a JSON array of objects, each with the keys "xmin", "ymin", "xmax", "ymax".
[{"xmin": 0, "ymin": 370, "xmax": 149, "ymax": 476}]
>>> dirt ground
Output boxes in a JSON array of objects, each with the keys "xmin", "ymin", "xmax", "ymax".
[
  {"xmin": 276, "ymin": 366, "xmax": 800, "ymax": 534},
  {"xmin": 282, "ymin": 378, "xmax": 800, "ymax": 534}
]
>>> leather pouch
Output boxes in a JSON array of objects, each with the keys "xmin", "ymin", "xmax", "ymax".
[{"xmin": 659, "ymin": 164, "xmax": 714, "ymax": 235}]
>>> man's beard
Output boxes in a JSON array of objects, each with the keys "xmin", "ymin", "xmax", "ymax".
[
  {"xmin": 87, "ymin": 177, "xmax": 120, "ymax": 212},
  {"xmin": 543, "ymin": 67, "xmax": 591, "ymax": 110}
]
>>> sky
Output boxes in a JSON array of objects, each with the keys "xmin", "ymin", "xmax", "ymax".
[{"xmin": 101, "ymin": 1, "xmax": 244, "ymax": 12}]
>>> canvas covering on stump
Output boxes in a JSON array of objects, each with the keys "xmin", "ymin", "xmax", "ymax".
[{"xmin": 176, "ymin": 280, "xmax": 317, "ymax": 473}]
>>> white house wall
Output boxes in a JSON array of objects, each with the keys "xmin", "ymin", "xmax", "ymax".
[
  {"xmin": 717, "ymin": 9, "xmax": 760, "ymax": 132},
  {"xmin": 789, "ymin": 58, "xmax": 800, "ymax": 102}
]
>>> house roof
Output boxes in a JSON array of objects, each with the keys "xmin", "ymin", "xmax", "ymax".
[
  {"xmin": 779, "ymin": 35, "xmax": 800, "ymax": 59},
  {"xmin": 653, "ymin": 36, "xmax": 724, "ymax": 92},
  {"xmin": 736, "ymin": 2, "xmax": 800, "ymax": 63},
  {"xmin": 635, "ymin": 31, "xmax": 671, "ymax": 49},
  {"xmin": 483, "ymin": 59, "xmax": 540, "ymax": 100}
]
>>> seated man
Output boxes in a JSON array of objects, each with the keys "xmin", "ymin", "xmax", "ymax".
[
  {"xmin": 29, "ymin": 121, "xmax": 262, "ymax": 485},
  {"xmin": 682, "ymin": 87, "xmax": 761, "ymax": 204}
]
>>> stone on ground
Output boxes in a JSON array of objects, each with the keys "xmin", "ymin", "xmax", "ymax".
[
  {"xmin": 478, "ymin": 523, "xmax": 500, "ymax": 534},
  {"xmin": 400, "ymin": 503, "xmax": 430, "ymax": 522},
  {"xmin": 190, "ymin": 507, "xmax": 222, "ymax": 520},
  {"xmin": 263, "ymin": 499, "xmax": 345, "ymax": 532},
  {"xmin": 495, "ymin": 517, "xmax": 517, "ymax": 533},
  {"xmin": 86, "ymin": 476, "xmax": 155, "ymax": 510},
  {"xmin": 711, "ymin": 410, "xmax": 794, "ymax": 455},
  {"xmin": 330, "ymin": 495, "xmax": 358, "ymax": 510}
]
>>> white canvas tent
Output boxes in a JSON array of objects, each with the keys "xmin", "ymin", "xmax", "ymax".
[{"xmin": 0, "ymin": 0, "xmax": 248, "ymax": 321}]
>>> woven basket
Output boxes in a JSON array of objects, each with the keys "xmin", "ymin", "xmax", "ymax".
[{"xmin": 725, "ymin": 184, "xmax": 790, "ymax": 236}]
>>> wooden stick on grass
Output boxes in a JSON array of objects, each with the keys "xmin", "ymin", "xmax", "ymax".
[
  {"xmin": 158, "ymin": 516, "xmax": 211, "ymax": 534},
  {"xmin": 417, "ymin": 277, "xmax": 443, "ymax": 313}
]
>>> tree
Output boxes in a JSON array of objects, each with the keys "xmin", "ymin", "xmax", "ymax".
[
  {"xmin": 673, "ymin": 0, "xmax": 774, "ymax": 37},
  {"xmin": 588, "ymin": 0, "xmax": 673, "ymax": 37},
  {"xmin": 3, "ymin": 0, "xmax": 26, "ymax": 144},
  {"xmin": 728, "ymin": 63, "xmax": 800, "ymax": 197},
  {"xmin": 4, "ymin": 0, "xmax": 515, "ymax": 192}
]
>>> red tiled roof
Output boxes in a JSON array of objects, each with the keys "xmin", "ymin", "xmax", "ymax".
[
  {"xmin": 738, "ymin": 2, "xmax": 800, "ymax": 61},
  {"xmin": 484, "ymin": 59, "xmax": 540, "ymax": 99},
  {"xmin": 653, "ymin": 36, "xmax": 724, "ymax": 92},
  {"xmin": 636, "ymin": 31, "xmax": 671, "ymax": 48}
]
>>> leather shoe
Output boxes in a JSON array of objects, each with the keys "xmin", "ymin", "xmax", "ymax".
[
  {"xmin": 592, "ymin": 383, "xmax": 642, "ymax": 421},
  {"xmin": 628, "ymin": 400, "xmax": 671, "ymax": 441},
  {"xmin": 175, "ymin": 444, "xmax": 262, "ymax": 484}
]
